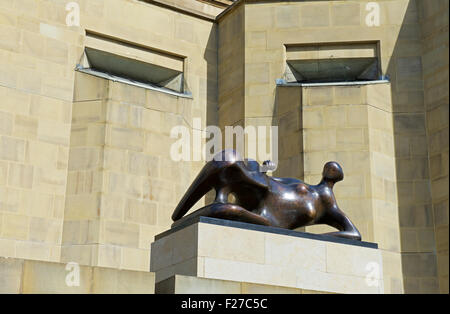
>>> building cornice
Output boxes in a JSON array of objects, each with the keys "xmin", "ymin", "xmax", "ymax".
[
  {"xmin": 216, "ymin": 0, "xmax": 243, "ymax": 22},
  {"xmin": 140, "ymin": 0, "xmax": 228, "ymax": 22},
  {"xmin": 217, "ymin": 0, "xmax": 318, "ymax": 22},
  {"xmin": 197, "ymin": 0, "xmax": 234, "ymax": 8}
]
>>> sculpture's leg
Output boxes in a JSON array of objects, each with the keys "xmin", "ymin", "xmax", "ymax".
[
  {"xmin": 172, "ymin": 203, "xmax": 273, "ymax": 229},
  {"xmin": 319, "ymin": 206, "xmax": 362, "ymax": 241},
  {"xmin": 172, "ymin": 150, "xmax": 246, "ymax": 221},
  {"xmin": 172, "ymin": 149, "xmax": 269, "ymax": 222},
  {"xmin": 171, "ymin": 161, "xmax": 224, "ymax": 221}
]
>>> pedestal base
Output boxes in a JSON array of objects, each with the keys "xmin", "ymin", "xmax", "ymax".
[{"xmin": 150, "ymin": 217, "xmax": 384, "ymax": 294}]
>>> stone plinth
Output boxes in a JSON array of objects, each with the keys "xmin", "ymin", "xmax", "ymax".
[
  {"xmin": 150, "ymin": 217, "xmax": 384, "ymax": 294},
  {"xmin": 155, "ymin": 274, "xmax": 329, "ymax": 294}
]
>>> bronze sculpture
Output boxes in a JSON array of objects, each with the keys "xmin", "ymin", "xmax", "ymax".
[{"xmin": 172, "ymin": 149, "xmax": 362, "ymax": 241}]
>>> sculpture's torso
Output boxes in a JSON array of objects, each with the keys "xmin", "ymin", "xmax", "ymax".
[{"xmin": 220, "ymin": 162, "xmax": 333, "ymax": 229}]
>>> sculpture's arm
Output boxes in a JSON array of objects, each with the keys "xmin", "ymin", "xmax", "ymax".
[{"xmin": 320, "ymin": 206, "xmax": 362, "ymax": 241}]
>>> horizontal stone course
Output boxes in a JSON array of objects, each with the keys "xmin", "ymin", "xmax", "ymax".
[{"xmin": 156, "ymin": 274, "xmax": 334, "ymax": 294}]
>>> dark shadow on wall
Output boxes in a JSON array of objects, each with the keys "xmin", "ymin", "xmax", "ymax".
[
  {"xmin": 385, "ymin": 0, "xmax": 440, "ymax": 294},
  {"xmin": 271, "ymin": 86, "xmax": 304, "ymax": 181},
  {"xmin": 203, "ymin": 23, "xmax": 220, "ymax": 205},
  {"xmin": 416, "ymin": 0, "xmax": 449, "ymax": 294},
  {"xmin": 204, "ymin": 23, "xmax": 219, "ymax": 129}
]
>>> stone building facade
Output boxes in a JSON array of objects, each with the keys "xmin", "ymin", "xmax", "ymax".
[{"xmin": 0, "ymin": 0, "xmax": 448, "ymax": 294}]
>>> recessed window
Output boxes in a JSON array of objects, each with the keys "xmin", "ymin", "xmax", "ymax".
[
  {"xmin": 77, "ymin": 31, "xmax": 188, "ymax": 95},
  {"xmin": 284, "ymin": 42, "xmax": 381, "ymax": 83}
]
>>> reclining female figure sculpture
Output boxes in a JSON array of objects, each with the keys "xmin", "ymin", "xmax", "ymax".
[{"xmin": 172, "ymin": 149, "xmax": 362, "ymax": 241}]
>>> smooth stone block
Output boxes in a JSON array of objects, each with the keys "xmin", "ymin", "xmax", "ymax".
[
  {"xmin": 156, "ymin": 275, "xmax": 242, "ymax": 294},
  {"xmin": 0, "ymin": 257, "xmax": 155, "ymax": 294},
  {"xmin": 150, "ymin": 217, "xmax": 384, "ymax": 294}
]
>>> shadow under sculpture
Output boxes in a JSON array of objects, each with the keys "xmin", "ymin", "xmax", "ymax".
[{"xmin": 172, "ymin": 150, "xmax": 362, "ymax": 241}]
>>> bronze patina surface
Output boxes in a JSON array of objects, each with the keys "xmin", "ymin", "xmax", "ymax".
[{"xmin": 172, "ymin": 150, "xmax": 362, "ymax": 240}]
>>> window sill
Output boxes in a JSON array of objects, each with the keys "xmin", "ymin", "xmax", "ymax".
[
  {"xmin": 76, "ymin": 66, "xmax": 193, "ymax": 99},
  {"xmin": 276, "ymin": 79, "xmax": 390, "ymax": 87}
]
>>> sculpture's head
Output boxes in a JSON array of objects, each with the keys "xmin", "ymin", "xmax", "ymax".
[{"xmin": 322, "ymin": 162, "xmax": 344, "ymax": 183}]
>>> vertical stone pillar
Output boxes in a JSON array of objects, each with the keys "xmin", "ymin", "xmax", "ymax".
[
  {"xmin": 61, "ymin": 73, "xmax": 108, "ymax": 268},
  {"xmin": 62, "ymin": 72, "xmax": 197, "ymax": 272},
  {"xmin": 277, "ymin": 82, "xmax": 404, "ymax": 293}
]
